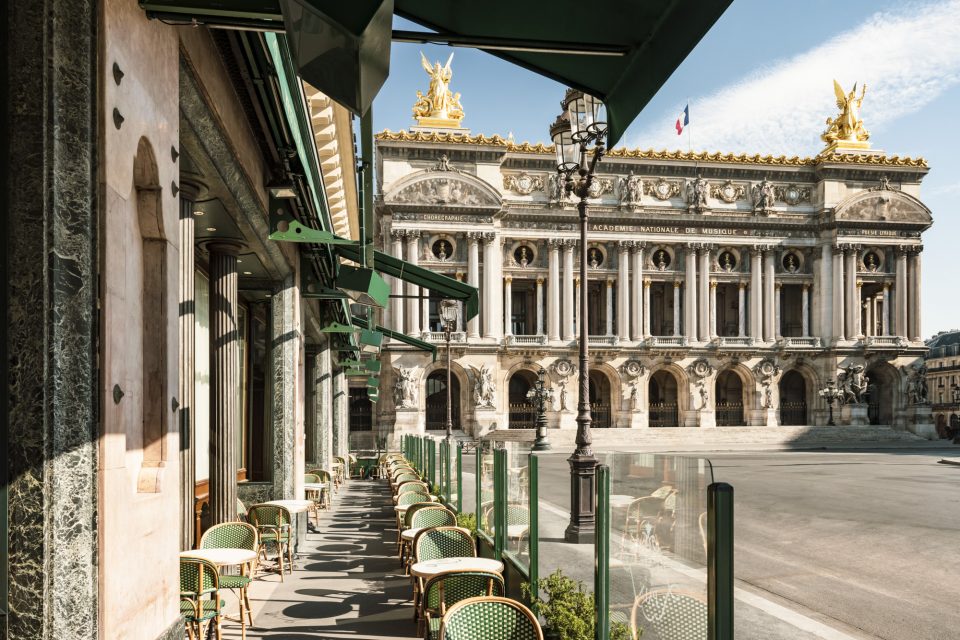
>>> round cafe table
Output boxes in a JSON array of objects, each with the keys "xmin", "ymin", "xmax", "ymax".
[
  {"xmin": 179, "ymin": 547, "xmax": 258, "ymax": 566},
  {"xmin": 394, "ymin": 497, "xmax": 440, "ymax": 515},
  {"xmin": 263, "ymin": 499, "xmax": 313, "ymax": 514},
  {"xmin": 304, "ymin": 482, "xmax": 328, "ymax": 491},
  {"xmin": 401, "ymin": 527, "xmax": 427, "ymax": 542},
  {"xmin": 609, "ymin": 494, "xmax": 635, "ymax": 509},
  {"xmin": 410, "ymin": 557, "xmax": 504, "ymax": 579}
]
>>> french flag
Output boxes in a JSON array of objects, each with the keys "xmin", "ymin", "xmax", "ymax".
[{"xmin": 675, "ymin": 104, "xmax": 689, "ymax": 135}]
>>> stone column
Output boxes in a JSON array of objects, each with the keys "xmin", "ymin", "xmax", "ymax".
[
  {"xmin": 209, "ymin": 243, "xmax": 242, "ymax": 526},
  {"xmin": 709, "ymin": 281, "xmax": 717, "ymax": 339},
  {"xmin": 737, "ymin": 282, "xmax": 746, "ymax": 337},
  {"xmin": 548, "ymin": 239, "xmax": 561, "ymax": 341},
  {"xmin": 698, "ymin": 247, "xmax": 711, "ymax": 342},
  {"xmin": 801, "ymin": 284, "xmax": 810, "ymax": 337},
  {"xmin": 750, "ymin": 248, "xmax": 763, "ymax": 341},
  {"xmin": 617, "ymin": 241, "xmax": 630, "ymax": 341},
  {"xmin": 503, "ymin": 276, "xmax": 513, "ymax": 336},
  {"xmin": 179, "ymin": 184, "xmax": 198, "ymax": 551},
  {"xmin": 405, "ymin": 232, "xmax": 421, "ymax": 336},
  {"xmin": 467, "ymin": 232, "xmax": 480, "ymax": 339},
  {"xmin": 834, "ymin": 247, "xmax": 846, "ymax": 341},
  {"xmin": 390, "ymin": 230, "xmax": 405, "ymax": 335},
  {"xmin": 854, "ymin": 279, "xmax": 863, "ymax": 338},
  {"xmin": 606, "ymin": 279, "xmax": 614, "ymax": 336},
  {"xmin": 632, "ymin": 244, "xmax": 645, "ymax": 340},
  {"xmin": 774, "ymin": 283, "xmax": 782, "ymax": 339},
  {"xmin": 819, "ymin": 243, "xmax": 833, "ymax": 342},
  {"xmin": 4, "ymin": 3, "xmax": 99, "ymax": 635},
  {"xmin": 643, "ymin": 279, "xmax": 651, "ymax": 338},
  {"xmin": 673, "ymin": 281, "xmax": 682, "ymax": 337},
  {"xmin": 316, "ymin": 346, "xmax": 332, "ymax": 472},
  {"xmin": 482, "ymin": 233, "xmax": 503, "ymax": 340},
  {"xmin": 895, "ymin": 247, "xmax": 907, "ymax": 337},
  {"xmin": 331, "ymin": 370, "xmax": 345, "ymax": 458},
  {"xmin": 685, "ymin": 245, "xmax": 698, "ymax": 341},
  {"xmin": 536, "ymin": 277, "xmax": 545, "ymax": 336},
  {"xmin": 882, "ymin": 283, "xmax": 891, "ymax": 336},
  {"xmin": 763, "ymin": 249, "xmax": 775, "ymax": 342},
  {"xmin": 909, "ymin": 248, "xmax": 922, "ymax": 341},
  {"xmin": 562, "ymin": 241, "xmax": 575, "ymax": 341},
  {"xmin": 846, "ymin": 248, "xmax": 858, "ymax": 339},
  {"xmin": 272, "ymin": 274, "xmax": 300, "ymax": 501},
  {"xmin": 865, "ymin": 298, "xmax": 873, "ymax": 337}
]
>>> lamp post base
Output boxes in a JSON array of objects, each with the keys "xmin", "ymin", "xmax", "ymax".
[
  {"xmin": 531, "ymin": 438, "xmax": 552, "ymax": 452},
  {"xmin": 564, "ymin": 451, "xmax": 597, "ymax": 544}
]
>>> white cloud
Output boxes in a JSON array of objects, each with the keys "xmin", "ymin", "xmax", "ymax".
[{"xmin": 633, "ymin": 0, "xmax": 960, "ymax": 156}]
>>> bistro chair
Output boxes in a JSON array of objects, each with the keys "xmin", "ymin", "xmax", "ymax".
[
  {"xmin": 399, "ymin": 502, "xmax": 445, "ymax": 559},
  {"xmin": 394, "ymin": 472, "xmax": 421, "ymax": 488},
  {"xmin": 247, "ymin": 504, "xmax": 293, "ymax": 581},
  {"xmin": 622, "ymin": 496, "xmax": 668, "ymax": 558},
  {"xmin": 401, "ymin": 505, "xmax": 456, "ymax": 569},
  {"xmin": 420, "ymin": 570, "xmax": 504, "ymax": 639},
  {"xmin": 394, "ymin": 481, "xmax": 430, "ymax": 502},
  {"xmin": 200, "ymin": 522, "xmax": 258, "ymax": 639},
  {"xmin": 412, "ymin": 526, "xmax": 476, "ymax": 614},
  {"xmin": 395, "ymin": 493, "xmax": 435, "ymax": 551},
  {"xmin": 630, "ymin": 589, "xmax": 707, "ymax": 640},
  {"xmin": 306, "ymin": 468, "xmax": 334, "ymax": 510},
  {"xmin": 179, "ymin": 556, "xmax": 223, "ymax": 640},
  {"xmin": 438, "ymin": 596, "xmax": 543, "ymax": 640},
  {"xmin": 236, "ymin": 498, "xmax": 248, "ymax": 522}
]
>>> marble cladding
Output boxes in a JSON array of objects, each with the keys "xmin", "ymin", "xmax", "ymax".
[
  {"xmin": 154, "ymin": 618, "xmax": 185, "ymax": 640},
  {"xmin": 237, "ymin": 482, "xmax": 274, "ymax": 508},
  {"xmin": 5, "ymin": 2, "xmax": 99, "ymax": 638},
  {"xmin": 272, "ymin": 276, "xmax": 299, "ymax": 500}
]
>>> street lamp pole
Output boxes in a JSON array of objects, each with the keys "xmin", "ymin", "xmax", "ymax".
[
  {"xmin": 531, "ymin": 367, "xmax": 552, "ymax": 451},
  {"xmin": 439, "ymin": 300, "xmax": 459, "ymax": 445},
  {"xmin": 550, "ymin": 89, "xmax": 607, "ymax": 544},
  {"xmin": 819, "ymin": 380, "xmax": 842, "ymax": 426}
]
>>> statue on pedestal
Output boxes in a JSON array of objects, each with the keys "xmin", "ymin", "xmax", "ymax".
[{"xmin": 837, "ymin": 364, "xmax": 867, "ymax": 404}]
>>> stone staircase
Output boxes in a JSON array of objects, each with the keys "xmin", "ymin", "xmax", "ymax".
[{"xmin": 483, "ymin": 425, "xmax": 937, "ymax": 450}]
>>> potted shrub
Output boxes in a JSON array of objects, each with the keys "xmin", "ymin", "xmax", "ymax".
[{"xmin": 522, "ymin": 569, "xmax": 633, "ymax": 640}]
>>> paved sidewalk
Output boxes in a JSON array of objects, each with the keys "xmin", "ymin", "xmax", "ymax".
[{"xmin": 222, "ymin": 480, "xmax": 419, "ymax": 640}]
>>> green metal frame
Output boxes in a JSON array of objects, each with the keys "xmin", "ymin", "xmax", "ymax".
[
  {"xmin": 493, "ymin": 448, "xmax": 506, "ymax": 558},
  {"xmin": 352, "ymin": 315, "xmax": 437, "ymax": 359},
  {"xmin": 528, "ymin": 453, "xmax": 538, "ymax": 608},
  {"xmin": 708, "ymin": 482, "xmax": 735, "ymax": 640},
  {"xmin": 595, "ymin": 464, "xmax": 610, "ymax": 640},
  {"xmin": 444, "ymin": 440, "xmax": 452, "ymax": 508},
  {"xmin": 456, "ymin": 444, "xmax": 463, "ymax": 513}
]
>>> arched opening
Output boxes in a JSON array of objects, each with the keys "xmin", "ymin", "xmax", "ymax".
[
  {"xmin": 348, "ymin": 387, "xmax": 372, "ymax": 432},
  {"xmin": 425, "ymin": 370, "xmax": 460, "ymax": 431},
  {"xmin": 865, "ymin": 364, "xmax": 896, "ymax": 426},
  {"xmin": 508, "ymin": 370, "xmax": 538, "ymax": 429},
  {"xmin": 936, "ymin": 413, "xmax": 948, "ymax": 439},
  {"xmin": 589, "ymin": 370, "xmax": 612, "ymax": 428},
  {"xmin": 649, "ymin": 370, "xmax": 679, "ymax": 427},
  {"xmin": 779, "ymin": 370, "xmax": 808, "ymax": 425},
  {"xmin": 134, "ymin": 137, "xmax": 168, "ymax": 492},
  {"xmin": 715, "ymin": 370, "xmax": 745, "ymax": 426}
]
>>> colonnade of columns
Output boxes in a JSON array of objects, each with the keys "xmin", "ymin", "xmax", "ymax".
[{"xmin": 387, "ymin": 229, "xmax": 923, "ymax": 344}]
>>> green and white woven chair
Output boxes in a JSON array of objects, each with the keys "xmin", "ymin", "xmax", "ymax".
[
  {"xmin": 630, "ymin": 589, "xmax": 707, "ymax": 640},
  {"xmin": 394, "ymin": 481, "xmax": 430, "ymax": 503},
  {"xmin": 306, "ymin": 469, "xmax": 333, "ymax": 509},
  {"xmin": 400, "ymin": 505, "xmax": 456, "ymax": 569},
  {"xmin": 395, "ymin": 493, "xmax": 435, "ymax": 553},
  {"xmin": 179, "ymin": 556, "xmax": 224, "ymax": 640},
  {"xmin": 394, "ymin": 472, "xmax": 421, "ymax": 488},
  {"xmin": 439, "ymin": 596, "xmax": 543, "ymax": 640},
  {"xmin": 247, "ymin": 504, "xmax": 293, "ymax": 581},
  {"xmin": 200, "ymin": 522, "xmax": 258, "ymax": 638},
  {"xmin": 412, "ymin": 526, "xmax": 476, "ymax": 616},
  {"xmin": 420, "ymin": 570, "xmax": 504, "ymax": 639}
]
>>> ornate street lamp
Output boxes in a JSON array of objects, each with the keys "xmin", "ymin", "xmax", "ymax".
[
  {"xmin": 439, "ymin": 299, "xmax": 460, "ymax": 444},
  {"xmin": 550, "ymin": 88, "xmax": 607, "ymax": 544},
  {"xmin": 818, "ymin": 380, "xmax": 843, "ymax": 426},
  {"xmin": 529, "ymin": 367, "xmax": 552, "ymax": 451}
]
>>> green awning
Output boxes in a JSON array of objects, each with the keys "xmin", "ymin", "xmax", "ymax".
[
  {"xmin": 336, "ymin": 244, "xmax": 478, "ymax": 321},
  {"xmin": 391, "ymin": 1, "xmax": 731, "ymax": 146},
  {"xmin": 353, "ymin": 315, "xmax": 437, "ymax": 360}
]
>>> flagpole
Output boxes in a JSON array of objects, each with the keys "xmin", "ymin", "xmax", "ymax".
[{"xmin": 686, "ymin": 97, "xmax": 692, "ymax": 153}]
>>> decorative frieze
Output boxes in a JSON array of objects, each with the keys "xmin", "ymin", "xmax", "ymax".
[
  {"xmin": 502, "ymin": 172, "xmax": 544, "ymax": 195},
  {"xmin": 644, "ymin": 177, "xmax": 683, "ymax": 201}
]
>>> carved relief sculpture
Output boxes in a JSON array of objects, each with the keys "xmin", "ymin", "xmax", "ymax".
[
  {"xmin": 644, "ymin": 177, "xmax": 682, "ymax": 201},
  {"xmin": 617, "ymin": 171, "xmax": 643, "ymax": 208},
  {"xmin": 503, "ymin": 172, "xmax": 544, "ymax": 195},
  {"xmin": 621, "ymin": 360, "xmax": 646, "ymax": 412},
  {"xmin": 776, "ymin": 184, "xmax": 812, "ymax": 206},
  {"xmin": 711, "ymin": 180, "xmax": 746, "ymax": 204},
  {"xmin": 394, "ymin": 366, "xmax": 420, "ymax": 409},
  {"xmin": 686, "ymin": 175, "xmax": 709, "ymax": 212},
  {"xmin": 751, "ymin": 179, "xmax": 776, "ymax": 215},
  {"xmin": 471, "ymin": 364, "xmax": 496, "ymax": 408},
  {"xmin": 903, "ymin": 363, "xmax": 929, "ymax": 405},
  {"xmin": 688, "ymin": 358, "xmax": 714, "ymax": 410},
  {"xmin": 837, "ymin": 364, "xmax": 867, "ymax": 405}
]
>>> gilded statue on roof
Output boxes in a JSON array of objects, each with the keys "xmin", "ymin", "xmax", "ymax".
[
  {"xmin": 821, "ymin": 80, "xmax": 870, "ymax": 150},
  {"xmin": 413, "ymin": 52, "xmax": 465, "ymax": 128}
]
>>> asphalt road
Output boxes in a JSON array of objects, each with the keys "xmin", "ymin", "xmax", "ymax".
[{"xmin": 510, "ymin": 449, "xmax": 960, "ymax": 640}]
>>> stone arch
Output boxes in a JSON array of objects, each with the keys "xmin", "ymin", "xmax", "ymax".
[
  {"xmin": 779, "ymin": 363, "xmax": 819, "ymax": 425},
  {"xmin": 647, "ymin": 362, "xmax": 687, "ymax": 427},
  {"xmin": 865, "ymin": 360, "xmax": 900, "ymax": 426},
  {"xmin": 424, "ymin": 369, "xmax": 461, "ymax": 431},
  {"xmin": 506, "ymin": 368, "xmax": 538, "ymax": 429},
  {"xmin": 421, "ymin": 360, "xmax": 471, "ymax": 419},
  {"xmin": 589, "ymin": 362, "xmax": 622, "ymax": 428},
  {"xmin": 715, "ymin": 364, "xmax": 752, "ymax": 426},
  {"xmin": 133, "ymin": 137, "xmax": 168, "ymax": 492},
  {"xmin": 383, "ymin": 169, "xmax": 502, "ymax": 211}
]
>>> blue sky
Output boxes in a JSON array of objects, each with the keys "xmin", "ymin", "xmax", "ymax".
[{"xmin": 372, "ymin": 0, "xmax": 960, "ymax": 338}]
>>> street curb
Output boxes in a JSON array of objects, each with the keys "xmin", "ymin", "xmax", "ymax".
[{"xmin": 937, "ymin": 457, "xmax": 960, "ymax": 466}]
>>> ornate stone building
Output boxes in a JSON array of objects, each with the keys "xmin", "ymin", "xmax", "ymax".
[
  {"xmin": 373, "ymin": 121, "xmax": 936, "ymax": 441},
  {"xmin": 925, "ymin": 330, "xmax": 960, "ymax": 437}
]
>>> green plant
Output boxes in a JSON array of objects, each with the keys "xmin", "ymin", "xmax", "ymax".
[
  {"xmin": 522, "ymin": 569, "xmax": 633, "ymax": 640},
  {"xmin": 455, "ymin": 512, "xmax": 477, "ymax": 536}
]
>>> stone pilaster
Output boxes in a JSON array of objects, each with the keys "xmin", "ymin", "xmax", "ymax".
[
  {"xmin": 763, "ymin": 249, "xmax": 775, "ymax": 342},
  {"xmin": 684, "ymin": 245, "xmax": 698, "ymax": 341},
  {"xmin": 562, "ymin": 241, "xmax": 575, "ymax": 341},
  {"xmin": 209, "ymin": 243, "xmax": 242, "ymax": 526},
  {"xmin": 605, "ymin": 278, "xmax": 614, "ymax": 336},
  {"xmin": 750, "ymin": 248, "xmax": 763, "ymax": 341},
  {"xmin": 632, "ymin": 244, "xmax": 645, "ymax": 340},
  {"xmin": 698, "ymin": 246, "xmax": 711, "ymax": 342},
  {"xmin": 895, "ymin": 247, "xmax": 908, "ymax": 338},
  {"xmin": 503, "ymin": 276, "xmax": 513, "ymax": 336},
  {"xmin": 617, "ymin": 241, "xmax": 630, "ymax": 341},
  {"xmin": 548, "ymin": 239, "xmax": 561, "ymax": 341},
  {"xmin": 272, "ymin": 275, "xmax": 299, "ymax": 501},
  {"xmin": 405, "ymin": 232, "xmax": 421, "ymax": 336},
  {"xmin": 390, "ymin": 230, "xmax": 405, "ymax": 335},
  {"xmin": 834, "ymin": 246, "xmax": 846, "ymax": 341},
  {"xmin": 536, "ymin": 277, "xmax": 545, "ymax": 336},
  {"xmin": 4, "ymin": 2, "xmax": 99, "ymax": 637},
  {"xmin": 317, "ymin": 346, "xmax": 332, "ymax": 472},
  {"xmin": 332, "ymin": 370, "xmax": 347, "ymax": 457},
  {"xmin": 467, "ymin": 232, "xmax": 480, "ymax": 339},
  {"xmin": 909, "ymin": 247, "xmax": 922, "ymax": 341}
]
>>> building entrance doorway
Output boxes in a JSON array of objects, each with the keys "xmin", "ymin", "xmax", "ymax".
[
  {"xmin": 508, "ymin": 370, "xmax": 537, "ymax": 429},
  {"xmin": 715, "ymin": 370, "xmax": 745, "ymax": 426},
  {"xmin": 425, "ymin": 370, "xmax": 460, "ymax": 431},
  {"xmin": 649, "ymin": 370, "xmax": 679, "ymax": 427},
  {"xmin": 589, "ymin": 371, "xmax": 612, "ymax": 428},
  {"xmin": 865, "ymin": 364, "xmax": 896, "ymax": 426},
  {"xmin": 779, "ymin": 370, "xmax": 808, "ymax": 425}
]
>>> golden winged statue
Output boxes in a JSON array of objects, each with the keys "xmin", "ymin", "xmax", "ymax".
[
  {"xmin": 821, "ymin": 80, "xmax": 870, "ymax": 148},
  {"xmin": 412, "ymin": 51, "xmax": 465, "ymax": 127}
]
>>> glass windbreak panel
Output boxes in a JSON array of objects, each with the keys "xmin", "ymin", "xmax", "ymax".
[
  {"xmin": 504, "ymin": 442, "xmax": 531, "ymax": 570},
  {"xmin": 603, "ymin": 453, "xmax": 713, "ymax": 640},
  {"xmin": 478, "ymin": 447, "xmax": 496, "ymax": 538},
  {"xmin": 449, "ymin": 444, "xmax": 459, "ymax": 511}
]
